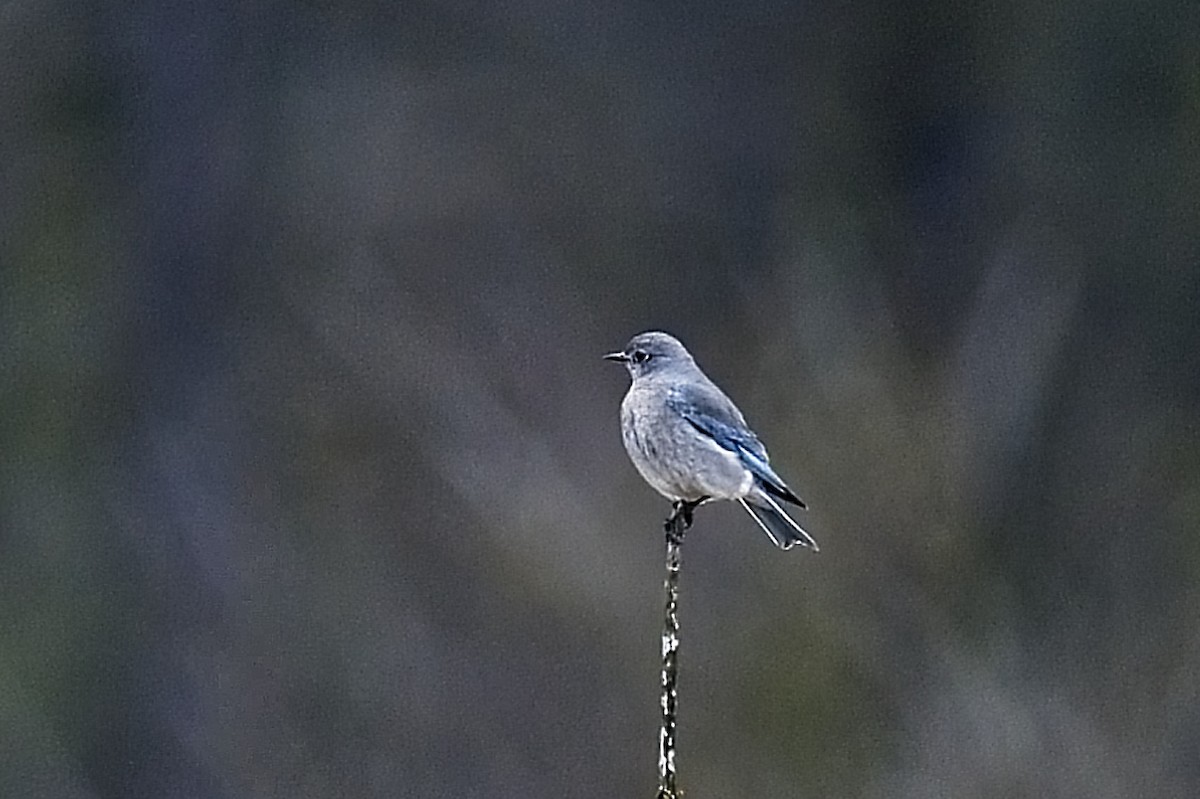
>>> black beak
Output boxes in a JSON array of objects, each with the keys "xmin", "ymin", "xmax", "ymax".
[{"xmin": 603, "ymin": 351, "xmax": 629, "ymax": 362}]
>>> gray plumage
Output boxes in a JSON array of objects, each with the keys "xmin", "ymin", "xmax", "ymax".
[{"xmin": 606, "ymin": 331, "xmax": 818, "ymax": 551}]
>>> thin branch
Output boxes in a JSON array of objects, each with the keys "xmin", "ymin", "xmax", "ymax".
[{"xmin": 657, "ymin": 500, "xmax": 697, "ymax": 799}]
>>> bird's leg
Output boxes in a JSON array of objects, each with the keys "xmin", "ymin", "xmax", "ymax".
[
  {"xmin": 662, "ymin": 501, "xmax": 681, "ymax": 537},
  {"xmin": 664, "ymin": 497, "xmax": 708, "ymax": 545},
  {"xmin": 667, "ymin": 499, "xmax": 686, "ymax": 542}
]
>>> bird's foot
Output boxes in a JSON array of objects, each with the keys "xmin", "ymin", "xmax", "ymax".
[
  {"xmin": 664, "ymin": 504, "xmax": 685, "ymax": 543},
  {"xmin": 664, "ymin": 497, "xmax": 708, "ymax": 544}
]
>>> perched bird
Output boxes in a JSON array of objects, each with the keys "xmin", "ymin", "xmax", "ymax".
[{"xmin": 606, "ymin": 331, "xmax": 818, "ymax": 551}]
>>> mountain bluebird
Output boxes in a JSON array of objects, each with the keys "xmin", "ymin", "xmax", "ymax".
[{"xmin": 606, "ymin": 331, "xmax": 818, "ymax": 551}]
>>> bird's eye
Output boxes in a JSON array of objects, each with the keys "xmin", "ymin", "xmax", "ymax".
[{"xmin": 632, "ymin": 350, "xmax": 651, "ymax": 364}]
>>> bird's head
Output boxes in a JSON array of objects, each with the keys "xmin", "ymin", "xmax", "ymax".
[{"xmin": 604, "ymin": 331, "xmax": 694, "ymax": 379}]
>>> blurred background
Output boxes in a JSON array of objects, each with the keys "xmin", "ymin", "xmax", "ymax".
[{"xmin": 3, "ymin": 1, "xmax": 1199, "ymax": 797}]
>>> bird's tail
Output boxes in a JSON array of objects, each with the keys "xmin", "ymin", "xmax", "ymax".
[{"xmin": 738, "ymin": 494, "xmax": 819, "ymax": 551}]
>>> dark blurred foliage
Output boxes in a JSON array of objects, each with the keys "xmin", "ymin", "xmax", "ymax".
[{"xmin": 3, "ymin": 1, "xmax": 1199, "ymax": 797}]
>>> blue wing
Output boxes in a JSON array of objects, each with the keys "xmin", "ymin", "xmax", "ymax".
[{"xmin": 666, "ymin": 386, "xmax": 806, "ymax": 508}]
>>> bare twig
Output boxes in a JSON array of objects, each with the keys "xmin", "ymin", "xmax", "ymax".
[{"xmin": 657, "ymin": 500, "xmax": 698, "ymax": 799}]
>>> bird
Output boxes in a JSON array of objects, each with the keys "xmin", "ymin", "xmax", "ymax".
[{"xmin": 605, "ymin": 331, "xmax": 818, "ymax": 551}]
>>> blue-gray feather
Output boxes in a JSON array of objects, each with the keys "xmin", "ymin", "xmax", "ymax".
[{"xmin": 666, "ymin": 388, "xmax": 806, "ymax": 509}]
